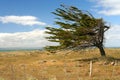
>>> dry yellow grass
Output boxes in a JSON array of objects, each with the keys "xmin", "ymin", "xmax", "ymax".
[{"xmin": 0, "ymin": 48, "xmax": 120, "ymax": 80}]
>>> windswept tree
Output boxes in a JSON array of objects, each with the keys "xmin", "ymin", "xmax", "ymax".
[{"xmin": 45, "ymin": 5, "xmax": 109, "ymax": 56}]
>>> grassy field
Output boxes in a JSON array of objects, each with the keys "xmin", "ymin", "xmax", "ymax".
[{"xmin": 0, "ymin": 48, "xmax": 120, "ymax": 80}]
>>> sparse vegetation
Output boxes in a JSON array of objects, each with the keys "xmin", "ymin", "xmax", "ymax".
[{"xmin": 0, "ymin": 48, "xmax": 120, "ymax": 80}]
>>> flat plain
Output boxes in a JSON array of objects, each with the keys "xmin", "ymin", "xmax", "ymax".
[{"xmin": 0, "ymin": 48, "xmax": 120, "ymax": 80}]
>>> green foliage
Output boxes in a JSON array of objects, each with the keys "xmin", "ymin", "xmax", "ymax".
[{"xmin": 45, "ymin": 5, "xmax": 109, "ymax": 54}]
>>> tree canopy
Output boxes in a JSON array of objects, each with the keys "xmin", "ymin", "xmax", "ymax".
[{"xmin": 45, "ymin": 5, "xmax": 109, "ymax": 56}]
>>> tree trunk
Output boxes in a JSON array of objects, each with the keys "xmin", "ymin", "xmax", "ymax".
[{"xmin": 98, "ymin": 46, "xmax": 106, "ymax": 57}]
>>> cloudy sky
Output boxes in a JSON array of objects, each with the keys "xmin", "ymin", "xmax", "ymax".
[{"xmin": 0, "ymin": 0, "xmax": 120, "ymax": 48}]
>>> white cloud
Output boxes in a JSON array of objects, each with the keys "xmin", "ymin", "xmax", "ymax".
[
  {"xmin": 0, "ymin": 29, "xmax": 58, "ymax": 48},
  {"xmin": 92, "ymin": 0, "xmax": 120, "ymax": 15},
  {"xmin": 105, "ymin": 24, "xmax": 120, "ymax": 47},
  {"xmin": 0, "ymin": 16, "xmax": 47, "ymax": 26},
  {"xmin": 0, "ymin": 25, "xmax": 120, "ymax": 48}
]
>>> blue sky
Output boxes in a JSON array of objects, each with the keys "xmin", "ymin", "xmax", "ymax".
[{"xmin": 0, "ymin": 0, "xmax": 120, "ymax": 48}]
